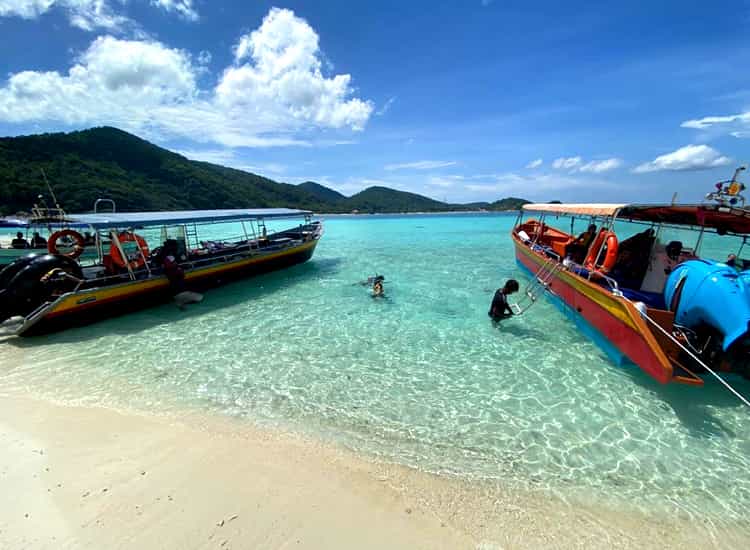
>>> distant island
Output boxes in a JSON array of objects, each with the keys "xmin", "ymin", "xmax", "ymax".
[{"xmin": 0, "ymin": 127, "xmax": 530, "ymax": 215}]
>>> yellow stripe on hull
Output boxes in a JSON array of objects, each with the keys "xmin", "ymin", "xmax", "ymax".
[
  {"xmin": 47, "ymin": 239, "xmax": 318, "ymax": 317},
  {"xmin": 515, "ymin": 241, "xmax": 637, "ymax": 330}
]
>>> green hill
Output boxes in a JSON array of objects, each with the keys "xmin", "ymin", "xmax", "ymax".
[
  {"xmin": 0, "ymin": 127, "xmax": 328, "ymax": 215},
  {"xmin": 343, "ymin": 186, "xmax": 448, "ymax": 213},
  {"xmin": 0, "ymin": 127, "xmax": 529, "ymax": 215},
  {"xmin": 297, "ymin": 181, "xmax": 346, "ymax": 204},
  {"xmin": 491, "ymin": 197, "xmax": 531, "ymax": 210}
]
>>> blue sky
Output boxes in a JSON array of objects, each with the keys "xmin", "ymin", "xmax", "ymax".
[{"xmin": 1, "ymin": 1, "xmax": 750, "ymax": 203}]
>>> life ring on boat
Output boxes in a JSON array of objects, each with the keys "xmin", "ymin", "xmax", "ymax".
[
  {"xmin": 584, "ymin": 231, "xmax": 618, "ymax": 273},
  {"xmin": 110, "ymin": 232, "xmax": 150, "ymax": 271},
  {"xmin": 47, "ymin": 229, "xmax": 85, "ymax": 260}
]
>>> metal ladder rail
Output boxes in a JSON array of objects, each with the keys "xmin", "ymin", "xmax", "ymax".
[
  {"xmin": 184, "ymin": 224, "xmax": 199, "ymax": 251},
  {"xmin": 511, "ymin": 257, "xmax": 563, "ymax": 314}
]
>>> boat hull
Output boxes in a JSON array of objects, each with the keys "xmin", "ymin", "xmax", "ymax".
[
  {"xmin": 513, "ymin": 235, "xmax": 675, "ymax": 384},
  {"xmin": 18, "ymin": 238, "xmax": 319, "ymax": 336}
]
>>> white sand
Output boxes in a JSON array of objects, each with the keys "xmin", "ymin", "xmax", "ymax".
[{"xmin": 1, "ymin": 396, "xmax": 747, "ymax": 549}]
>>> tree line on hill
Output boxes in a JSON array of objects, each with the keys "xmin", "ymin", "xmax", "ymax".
[{"xmin": 0, "ymin": 127, "xmax": 530, "ymax": 216}]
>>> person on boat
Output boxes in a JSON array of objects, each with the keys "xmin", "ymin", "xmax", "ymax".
[
  {"xmin": 488, "ymin": 279, "xmax": 519, "ymax": 322},
  {"xmin": 40, "ymin": 267, "xmax": 81, "ymax": 297},
  {"xmin": 159, "ymin": 239, "xmax": 185, "ymax": 291},
  {"xmin": 31, "ymin": 232, "xmax": 47, "ymax": 249},
  {"xmin": 372, "ymin": 279, "xmax": 384, "ymax": 298},
  {"xmin": 11, "ymin": 232, "xmax": 29, "ymax": 249},
  {"xmin": 565, "ymin": 224, "xmax": 597, "ymax": 264}
]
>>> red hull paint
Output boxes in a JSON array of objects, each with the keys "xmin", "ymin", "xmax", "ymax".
[{"xmin": 514, "ymin": 240, "xmax": 673, "ymax": 384}]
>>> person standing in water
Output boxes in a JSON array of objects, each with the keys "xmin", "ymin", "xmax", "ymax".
[{"xmin": 488, "ymin": 279, "xmax": 519, "ymax": 321}]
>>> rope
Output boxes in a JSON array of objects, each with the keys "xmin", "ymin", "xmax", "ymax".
[{"xmin": 625, "ymin": 297, "xmax": 750, "ymax": 408}]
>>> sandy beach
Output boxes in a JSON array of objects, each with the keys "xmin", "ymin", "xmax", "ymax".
[{"xmin": 1, "ymin": 395, "xmax": 748, "ymax": 550}]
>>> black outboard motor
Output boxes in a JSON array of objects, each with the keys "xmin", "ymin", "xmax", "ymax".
[
  {"xmin": 0, "ymin": 253, "xmax": 40, "ymax": 290},
  {"xmin": 0, "ymin": 254, "xmax": 82, "ymax": 323}
]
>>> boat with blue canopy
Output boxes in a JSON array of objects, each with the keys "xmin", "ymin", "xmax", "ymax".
[{"xmin": 0, "ymin": 201, "xmax": 322, "ymax": 336}]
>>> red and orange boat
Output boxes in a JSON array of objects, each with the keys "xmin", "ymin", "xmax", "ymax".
[{"xmin": 511, "ymin": 190, "xmax": 750, "ymax": 387}]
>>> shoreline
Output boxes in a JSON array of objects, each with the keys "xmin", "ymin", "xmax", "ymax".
[
  {"xmin": 316, "ymin": 210, "xmax": 517, "ymax": 217},
  {"xmin": 1, "ymin": 394, "xmax": 748, "ymax": 549}
]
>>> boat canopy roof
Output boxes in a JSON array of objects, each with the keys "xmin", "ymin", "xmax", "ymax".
[
  {"xmin": 523, "ymin": 203, "xmax": 750, "ymax": 235},
  {"xmin": 522, "ymin": 203, "xmax": 627, "ymax": 217},
  {"xmin": 65, "ymin": 208, "xmax": 312, "ymax": 230}
]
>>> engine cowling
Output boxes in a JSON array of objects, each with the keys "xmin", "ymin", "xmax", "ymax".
[
  {"xmin": 664, "ymin": 259, "xmax": 750, "ymax": 351},
  {"xmin": 0, "ymin": 254, "xmax": 82, "ymax": 323}
]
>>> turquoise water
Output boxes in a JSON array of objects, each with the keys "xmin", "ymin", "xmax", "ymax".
[{"xmin": 2, "ymin": 214, "xmax": 750, "ymax": 524}]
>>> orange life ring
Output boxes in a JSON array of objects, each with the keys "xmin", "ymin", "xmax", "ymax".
[
  {"xmin": 47, "ymin": 229, "xmax": 85, "ymax": 260},
  {"xmin": 110, "ymin": 232, "xmax": 150, "ymax": 271},
  {"xmin": 584, "ymin": 231, "xmax": 618, "ymax": 273}
]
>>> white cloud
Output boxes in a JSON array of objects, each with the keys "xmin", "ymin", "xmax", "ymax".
[
  {"xmin": 578, "ymin": 158, "xmax": 622, "ymax": 173},
  {"xmin": 0, "ymin": 0, "xmax": 197, "ymax": 30},
  {"xmin": 150, "ymin": 0, "xmax": 197, "ymax": 21},
  {"xmin": 633, "ymin": 145, "xmax": 732, "ymax": 173},
  {"xmin": 525, "ymin": 158, "xmax": 543, "ymax": 169},
  {"xmin": 463, "ymin": 172, "xmax": 619, "ymax": 197},
  {"xmin": 551, "ymin": 155, "xmax": 622, "ymax": 173},
  {"xmin": 219, "ymin": 8, "xmax": 372, "ymax": 132},
  {"xmin": 552, "ymin": 156, "xmax": 582, "ymax": 170},
  {"xmin": 0, "ymin": 8, "xmax": 373, "ymax": 147},
  {"xmin": 0, "ymin": 0, "xmax": 56, "ymax": 19},
  {"xmin": 384, "ymin": 160, "xmax": 457, "ymax": 171},
  {"xmin": 681, "ymin": 112, "xmax": 750, "ymax": 130},
  {"xmin": 0, "ymin": 36, "xmax": 196, "ymax": 123},
  {"xmin": 375, "ymin": 96, "xmax": 396, "ymax": 116}
]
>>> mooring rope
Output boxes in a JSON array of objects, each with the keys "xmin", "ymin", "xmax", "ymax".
[{"xmin": 624, "ymin": 297, "xmax": 750, "ymax": 408}]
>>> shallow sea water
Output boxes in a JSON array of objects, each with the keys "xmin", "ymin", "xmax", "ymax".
[{"xmin": 1, "ymin": 214, "xmax": 750, "ymax": 524}]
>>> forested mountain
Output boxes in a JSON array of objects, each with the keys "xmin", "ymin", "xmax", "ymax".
[
  {"xmin": 0, "ymin": 127, "xmax": 529, "ymax": 215},
  {"xmin": 298, "ymin": 181, "xmax": 346, "ymax": 204}
]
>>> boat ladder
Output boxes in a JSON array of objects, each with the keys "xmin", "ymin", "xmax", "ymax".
[
  {"xmin": 10, "ymin": 299, "xmax": 57, "ymax": 336},
  {"xmin": 184, "ymin": 224, "xmax": 199, "ymax": 250},
  {"xmin": 511, "ymin": 257, "xmax": 563, "ymax": 315}
]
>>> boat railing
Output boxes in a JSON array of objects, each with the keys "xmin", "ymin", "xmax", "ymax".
[
  {"xmin": 51, "ymin": 222, "xmax": 321, "ymax": 289},
  {"xmin": 30, "ymin": 206, "xmax": 68, "ymax": 222},
  {"xmin": 94, "ymin": 198, "xmax": 116, "ymax": 213}
]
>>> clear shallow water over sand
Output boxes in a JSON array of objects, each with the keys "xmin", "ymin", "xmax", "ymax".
[{"xmin": 2, "ymin": 214, "xmax": 750, "ymax": 524}]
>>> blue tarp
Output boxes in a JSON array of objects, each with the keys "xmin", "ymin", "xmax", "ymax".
[{"xmin": 65, "ymin": 208, "xmax": 312, "ymax": 229}]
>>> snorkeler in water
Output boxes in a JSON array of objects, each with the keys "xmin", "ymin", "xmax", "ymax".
[
  {"xmin": 372, "ymin": 279, "xmax": 384, "ymax": 298},
  {"xmin": 488, "ymin": 279, "xmax": 519, "ymax": 322},
  {"xmin": 358, "ymin": 274, "xmax": 385, "ymax": 286}
]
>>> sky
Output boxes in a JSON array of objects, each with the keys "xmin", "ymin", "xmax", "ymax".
[{"xmin": 1, "ymin": 1, "xmax": 750, "ymax": 204}]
